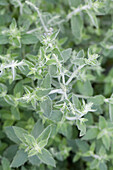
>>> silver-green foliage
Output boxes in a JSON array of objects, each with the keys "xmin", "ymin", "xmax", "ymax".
[{"xmin": 0, "ymin": 0, "xmax": 113, "ymax": 169}]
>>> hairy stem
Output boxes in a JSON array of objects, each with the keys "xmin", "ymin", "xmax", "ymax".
[{"xmin": 26, "ymin": 1, "xmax": 48, "ymax": 32}]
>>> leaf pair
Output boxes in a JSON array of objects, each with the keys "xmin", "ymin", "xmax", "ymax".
[{"xmin": 5, "ymin": 122, "xmax": 56, "ymax": 167}]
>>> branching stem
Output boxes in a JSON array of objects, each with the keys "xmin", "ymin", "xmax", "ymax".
[
  {"xmin": 67, "ymin": 5, "xmax": 91, "ymax": 20},
  {"xmin": 26, "ymin": 1, "xmax": 48, "ymax": 32}
]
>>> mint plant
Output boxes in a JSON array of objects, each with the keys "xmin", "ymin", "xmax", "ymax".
[{"xmin": 0, "ymin": 0, "xmax": 113, "ymax": 169}]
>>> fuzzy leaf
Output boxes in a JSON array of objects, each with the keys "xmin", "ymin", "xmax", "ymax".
[
  {"xmin": 5, "ymin": 126, "xmax": 20, "ymax": 144},
  {"xmin": 28, "ymin": 155, "xmax": 40, "ymax": 166},
  {"xmin": 21, "ymin": 33, "xmax": 39, "ymax": 44},
  {"xmin": 31, "ymin": 120, "xmax": 44, "ymax": 139},
  {"xmin": 4, "ymin": 95, "xmax": 17, "ymax": 106},
  {"xmin": 41, "ymin": 74, "xmax": 51, "ymax": 89},
  {"xmin": 99, "ymin": 162, "xmax": 107, "ymax": 170},
  {"xmin": 82, "ymin": 128, "xmax": 99, "ymax": 140},
  {"xmin": 77, "ymin": 80, "xmax": 93, "ymax": 96},
  {"xmin": 99, "ymin": 116, "xmax": 107, "ymax": 130},
  {"xmin": 40, "ymin": 97, "xmax": 52, "ymax": 118},
  {"xmin": 0, "ymin": 35, "xmax": 9, "ymax": 44},
  {"xmin": 11, "ymin": 149, "xmax": 28, "ymax": 168},
  {"xmin": 38, "ymin": 148, "xmax": 56, "ymax": 167},
  {"xmin": 13, "ymin": 126, "xmax": 28, "ymax": 142},
  {"xmin": 88, "ymin": 95, "xmax": 105, "ymax": 105},
  {"xmin": 62, "ymin": 48, "xmax": 72, "ymax": 62},
  {"xmin": 37, "ymin": 125, "xmax": 52, "ymax": 143},
  {"xmin": 71, "ymin": 15, "xmax": 83, "ymax": 42},
  {"xmin": 102, "ymin": 135, "xmax": 110, "ymax": 150},
  {"xmin": 50, "ymin": 110, "xmax": 63, "ymax": 122},
  {"xmin": 86, "ymin": 10, "xmax": 98, "ymax": 29},
  {"xmin": 1, "ymin": 157, "xmax": 11, "ymax": 170}
]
